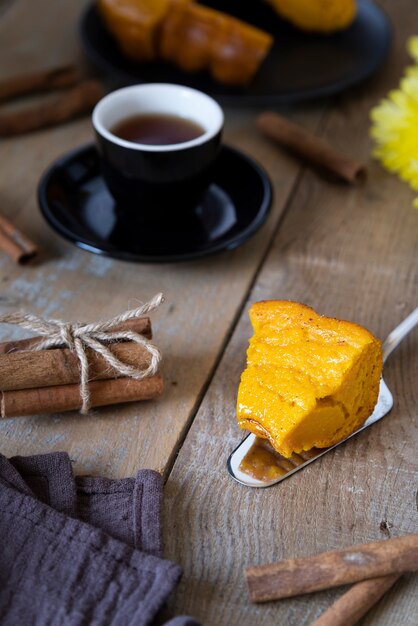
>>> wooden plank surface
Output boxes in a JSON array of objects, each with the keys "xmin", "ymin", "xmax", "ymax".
[
  {"xmin": 0, "ymin": 0, "xmax": 324, "ymax": 476},
  {"xmin": 163, "ymin": 1, "xmax": 418, "ymax": 624},
  {"xmin": 1, "ymin": 1, "xmax": 417, "ymax": 625}
]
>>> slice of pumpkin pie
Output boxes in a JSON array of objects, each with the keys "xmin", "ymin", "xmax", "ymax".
[{"xmin": 237, "ymin": 301, "xmax": 382, "ymax": 458}]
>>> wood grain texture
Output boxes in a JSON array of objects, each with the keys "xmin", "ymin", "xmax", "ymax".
[
  {"xmin": 0, "ymin": 0, "xmax": 321, "ymax": 476},
  {"xmin": 163, "ymin": 1, "xmax": 418, "ymax": 625}
]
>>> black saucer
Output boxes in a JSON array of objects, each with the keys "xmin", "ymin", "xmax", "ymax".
[
  {"xmin": 38, "ymin": 144, "xmax": 272, "ymax": 263},
  {"xmin": 80, "ymin": 0, "xmax": 391, "ymax": 105}
]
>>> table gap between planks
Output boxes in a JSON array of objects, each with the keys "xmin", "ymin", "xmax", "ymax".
[{"xmin": 0, "ymin": 1, "xmax": 417, "ymax": 625}]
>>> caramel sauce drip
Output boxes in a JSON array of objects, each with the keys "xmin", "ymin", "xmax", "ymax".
[
  {"xmin": 239, "ymin": 437, "xmax": 322, "ymax": 482},
  {"xmin": 239, "ymin": 438, "xmax": 288, "ymax": 481}
]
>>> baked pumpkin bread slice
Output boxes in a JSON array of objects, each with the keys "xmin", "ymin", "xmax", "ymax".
[
  {"xmin": 159, "ymin": 2, "xmax": 273, "ymax": 85},
  {"xmin": 97, "ymin": 0, "xmax": 272, "ymax": 85},
  {"xmin": 97, "ymin": 0, "xmax": 169, "ymax": 61},
  {"xmin": 97, "ymin": 0, "xmax": 193, "ymax": 62},
  {"xmin": 237, "ymin": 301, "xmax": 382, "ymax": 458}
]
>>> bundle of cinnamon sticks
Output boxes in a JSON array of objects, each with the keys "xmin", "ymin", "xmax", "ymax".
[
  {"xmin": 245, "ymin": 533, "xmax": 418, "ymax": 626},
  {"xmin": 0, "ymin": 316, "xmax": 163, "ymax": 418},
  {"xmin": 0, "ymin": 64, "xmax": 104, "ymax": 137},
  {"xmin": 0, "ymin": 65, "xmax": 105, "ymax": 264}
]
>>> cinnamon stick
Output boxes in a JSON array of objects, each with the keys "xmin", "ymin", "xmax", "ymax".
[
  {"xmin": 245, "ymin": 534, "xmax": 418, "ymax": 603},
  {"xmin": 0, "ymin": 65, "xmax": 80, "ymax": 103},
  {"xmin": 0, "ymin": 341, "xmax": 153, "ymax": 391},
  {"xmin": 0, "ymin": 80, "xmax": 104, "ymax": 136},
  {"xmin": 0, "ymin": 212, "xmax": 38, "ymax": 264},
  {"xmin": 256, "ymin": 111, "xmax": 366, "ymax": 185},
  {"xmin": 0, "ymin": 374, "xmax": 163, "ymax": 417},
  {"xmin": 0, "ymin": 317, "xmax": 152, "ymax": 355},
  {"xmin": 311, "ymin": 574, "xmax": 400, "ymax": 626}
]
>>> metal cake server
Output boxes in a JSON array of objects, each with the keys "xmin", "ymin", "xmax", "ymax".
[{"xmin": 227, "ymin": 307, "xmax": 418, "ymax": 488}]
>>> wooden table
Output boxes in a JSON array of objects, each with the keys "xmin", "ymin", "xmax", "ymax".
[{"xmin": 0, "ymin": 1, "xmax": 417, "ymax": 624}]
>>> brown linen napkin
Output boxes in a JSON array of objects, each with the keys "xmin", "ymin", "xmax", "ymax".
[
  {"xmin": 10, "ymin": 451, "xmax": 76, "ymax": 514},
  {"xmin": 0, "ymin": 453, "xmax": 201, "ymax": 626},
  {"xmin": 0, "ymin": 479, "xmax": 181, "ymax": 626},
  {"xmin": 9, "ymin": 452, "xmax": 162, "ymax": 555},
  {"xmin": 75, "ymin": 474, "xmax": 163, "ymax": 557}
]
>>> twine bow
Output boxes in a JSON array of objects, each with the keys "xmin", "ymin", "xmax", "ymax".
[{"xmin": 0, "ymin": 293, "xmax": 163, "ymax": 414}]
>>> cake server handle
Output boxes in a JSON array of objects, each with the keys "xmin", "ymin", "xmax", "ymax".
[{"xmin": 382, "ymin": 307, "xmax": 418, "ymax": 364}]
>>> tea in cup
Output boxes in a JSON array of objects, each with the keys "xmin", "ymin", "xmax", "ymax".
[{"xmin": 92, "ymin": 83, "xmax": 224, "ymax": 218}]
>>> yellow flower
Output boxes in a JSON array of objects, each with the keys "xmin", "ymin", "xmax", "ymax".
[
  {"xmin": 370, "ymin": 37, "xmax": 418, "ymax": 207},
  {"xmin": 408, "ymin": 35, "xmax": 418, "ymax": 63}
]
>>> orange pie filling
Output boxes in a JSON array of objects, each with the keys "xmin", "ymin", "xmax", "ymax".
[{"xmin": 237, "ymin": 301, "xmax": 382, "ymax": 459}]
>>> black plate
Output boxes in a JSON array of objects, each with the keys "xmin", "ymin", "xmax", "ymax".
[
  {"xmin": 80, "ymin": 0, "xmax": 391, "ymax": 105},
  {"xmin": 38, "ymin": 144, "xmax": 272, "ymax": 263}
]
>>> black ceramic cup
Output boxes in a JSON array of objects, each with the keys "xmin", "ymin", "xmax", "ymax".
[{"xmin": 92, "ymin": 83, "xmax": 224, "ymax": 219}]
